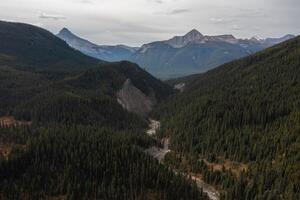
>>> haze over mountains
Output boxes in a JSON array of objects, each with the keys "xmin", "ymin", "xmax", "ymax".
[
  {"xmin": 57, "ymin": 28, "xmax": 138, "ymax": 62},
  {"xmin": 57, "ymin": 28, "xmax": 295, "ymax": 79}
]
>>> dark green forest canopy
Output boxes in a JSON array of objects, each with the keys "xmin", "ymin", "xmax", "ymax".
[
  {"xmin": 0, "ymin": 126, "xmax": 206, "ymax": 200},
  {"xmin": 153, "ymin": 36, "xmax": 300, "ymax": 199},
  {"xmin": 0, "ymin": 21, "xmax": 205, "ymax": 200},
  {"xmin": 2, "ymin": 20, "xmax": 300, "ymax": 200},
  {"xmin": 0, "ymin": 21, "xmax": 101, "ymax": 72}
]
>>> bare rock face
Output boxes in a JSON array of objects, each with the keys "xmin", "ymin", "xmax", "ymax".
[
  {"xmin": 117, "ymin": 79, "xmax": 156, "ymax": 116},
  {"xmin": 174, "ymin": 82, "xmax": 186, "ymax": 92}
]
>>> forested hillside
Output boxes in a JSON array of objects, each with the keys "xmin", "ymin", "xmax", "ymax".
[
  {"xmin": 0, "ymin": 21, "xmax": 173, "ymax": 128},
  {"xmin": 0, "ymin": 21, "xmax": 207, "ymax": 200},
  {"xmin": 0, "ymin": 21, "xmax": 101, "ymax": 72},
  {"xmin": 0, "ymin": 126, "xmax": 205, "ymax": 200},
  {"xmin": 153, "ymin": 36, "xmax": 300, "ymax": 199}
]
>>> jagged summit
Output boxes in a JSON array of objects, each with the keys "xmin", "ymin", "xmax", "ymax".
[
  {"xmin": 184, "ymin": 29, "xmax": 203, "ymax": 38},
  {"xmin": 57, "ymin": 27, "xmax": 96, "ymax": 51},
  {"xmin": 166, "ymin": 29, "xmax": 204, "ymax": 48},
  {"xmin": 59, "ymin": 27, "xmax": 70, "ymax": 33},
  {"xmin": 57, "ymin": 28, "xmax": 80, "ymax": 41},
  {"xmin": 58, "ymin": 27, "xmax": 73, "ymax": 36}
]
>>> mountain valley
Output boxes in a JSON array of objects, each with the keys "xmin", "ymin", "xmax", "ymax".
[{"xmin": 0, "ymin": 19, "xmax": 299, "ymax": 200}]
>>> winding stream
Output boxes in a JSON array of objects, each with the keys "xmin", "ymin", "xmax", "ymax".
[{"xmin": 145, "ymin": 119, "xmax": 220, "ymax": 200}]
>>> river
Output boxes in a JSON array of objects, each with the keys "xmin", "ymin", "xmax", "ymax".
[{"xmin": 145, "ymin": 119, "xmax": 220, "ymax": 200}]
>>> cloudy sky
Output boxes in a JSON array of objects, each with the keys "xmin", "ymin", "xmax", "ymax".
[{"xmin": 1, "ymin": 0, "xmax": 299, "ymax": 46}]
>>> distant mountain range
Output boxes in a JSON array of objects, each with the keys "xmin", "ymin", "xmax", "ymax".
[
  {"xmin": 57, "ymin": 28, "xmax": 295, "ymax": 79},
  {"xmin": 57, "ymin": 28, "xmax": 138, "ymax": 62}
]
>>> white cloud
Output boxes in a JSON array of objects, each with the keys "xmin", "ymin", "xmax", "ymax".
[
  {"xmin": 39, "ymin": 13, "xmax": 66, "ymax": 20},
  {"xmin": 170, "ymin": 9, "xmax": 190, "ymax": 15},
  {"xmin": 154, "ymin": 8, "xmax": 190, "ymax": 15},
  {"xmin": 232, "ymin": 24, "xmax": 241, "ymax": 30},
  {"xmin": 210, "ymin": 18, "xmax": 224, "ymax": 23},
  {"xmin": 148, "ymin": 0, "xmax": 163, "ymax": 4}
]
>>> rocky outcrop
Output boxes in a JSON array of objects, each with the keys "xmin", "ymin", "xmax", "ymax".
[
  {"xmin": 174, "ymin": 82, "xmax": 186, "ymax": 92},
  {"xmin": 117, "ymin": 79, "xmax": 156, "ymax": 116}
]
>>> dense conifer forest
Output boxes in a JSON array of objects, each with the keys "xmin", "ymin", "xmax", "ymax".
[
  {"xmin": 0, "ymin": 126, "xmax": 205, "ymax": 200},
  {"xmin": 1, "ymin": 20, "xmax": 300, "ymax": 200},
  {"xmin": 0, "ymin": 21, "xmax": 206, "ymax": 200},
  {"xmin": 153, "ymin": 36, "xmax": 300, "ymax": 199}
]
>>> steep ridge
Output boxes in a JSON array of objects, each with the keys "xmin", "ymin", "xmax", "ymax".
[
  {"xmin": 153, "ymin": 36, "xmax": 300, "ymax": 199},
  {"xmin": 0, "ymin": 21, "xmax": 100, "ymax": 73}
]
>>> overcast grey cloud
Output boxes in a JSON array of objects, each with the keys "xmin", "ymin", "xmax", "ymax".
[
  {"xmin": 154, "ymin": 8, "xmax": 190, "ymax": 15},
  {"xmin": 169, "ymin": 9, "xmax": 190, "ymax": 15},
  {"xmin": 0, "ymin": 0, "xmax": 299, "ymax": 46},
  {"xmin": 148, "ymin": 0, "xmax": 163, "ymax": 4}
]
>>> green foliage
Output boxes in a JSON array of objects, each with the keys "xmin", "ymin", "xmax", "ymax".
[
  {"xmin": 0, "ymin": 21, "xmax": 198, "ymax": 200},
  {"xmin": 0, "ymin": 126, "xmax": 205, "ymax": 200},
  {"xmin": 0, "ymin": 21, "xmax": 173, "ymax": 129},
  {"xmin": 0, "ymin": 21, "xmax": 100, "ymax": 72},
  {"xmin": 154, "ymin": 36, "xmax": 300, "ymax": 199}
]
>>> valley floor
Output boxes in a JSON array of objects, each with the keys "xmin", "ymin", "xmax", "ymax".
[{"xmin": 145, "ymin": 119, "xmax": 220, "ymax": 200}]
